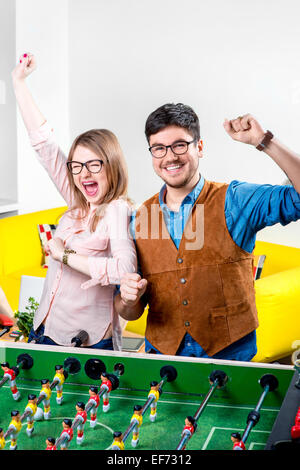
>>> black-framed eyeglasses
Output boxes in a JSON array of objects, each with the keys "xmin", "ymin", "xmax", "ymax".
[
  {"xmin": 149, "ymin": 139, "xmax": 197, "ymax": 159},
  {"xmin": 67, "ymin": 159, "xmax": 104, "ymax": 175}
]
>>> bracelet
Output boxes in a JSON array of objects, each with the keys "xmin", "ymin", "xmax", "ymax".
[
  {"xmin": 62, "ymin": 249, "xmax": 76, "ymax": 266},
  {"xmin": 256, "ymin": 130, "xmax": 274, "ymax": 151}
]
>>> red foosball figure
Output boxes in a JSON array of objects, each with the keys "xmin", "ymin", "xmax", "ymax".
[
  {"xmin": 291, "ymin": 406, "xmax": 300, "ymax": 442},
  {"xmin": 45, "ymin": 437, "xmax": 57, "ymax": 450},
  {"xmin": 75, "ymin": 402, "xmax": 87, "ymax": 445},
  {"xmin": 1, "ymin": 363, "xmax": 20, "ymax": 400},
  {"xmin": 231, "ymin": 432, "xmax": 246, "ymax": 450},
  {"xmin": 59, "ymin": 419, "xmax": 73, "ymax": 450},
  {"xmin": 100, "ymin": 372, "xmax": 112, "ymax": 413},
  {"xmin": 181, "ymin": 416, "xmax": 197, "ymax": 450},
  {"xmin": 87, "ymin": 386, "xmax": 100, "ymax": 428}
]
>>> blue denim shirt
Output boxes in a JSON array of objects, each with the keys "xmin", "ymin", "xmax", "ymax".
[{"xmin": 133, "ymin": 176, "xmax": 300, "ymax": 360}]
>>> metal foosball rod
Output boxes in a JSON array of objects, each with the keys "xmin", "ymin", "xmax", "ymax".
[
  {"xmin": 176, "ymin": 370, "xmax": 228, "ymax": 450},
  {"xmin": 241, "ymin": 374, "xmax": 279, "ymax": 446},
  {"xmin": 55, "ymin": 361, "xmax": 125, "ymax": 449},
  {"xmin": 47, "ymin": 331, "xmax": 88, "ymax": 394},
  {"xmin": 48, "ymin": 357, "xmax": 81, "ymax": 407},
  {"xmin": 294, "ymin": 359, "xmax": 300, "ymax": 389},
  {"xmin": 85, "ymin": 363, "xmax": 124, "ymax": 414},
  {"xmin": 121, "ymin": 365, "xmax": 178, "ymax": 446}
]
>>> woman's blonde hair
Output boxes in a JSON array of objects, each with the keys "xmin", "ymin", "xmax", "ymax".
[{"xmin": 66, "ymin": 128, "xmax": 130, "ymax": 232}]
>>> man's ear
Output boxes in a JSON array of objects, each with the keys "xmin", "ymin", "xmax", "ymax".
[{"xmin": 197, "ymin": 139, "xmax": 204, "ymax": 157}]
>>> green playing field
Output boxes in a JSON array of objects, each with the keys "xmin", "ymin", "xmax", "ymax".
[
  {"xmin": 0, "ymin": 341, "xmax": 295, "ymax": 451},
  {"xmin": 0, "ymin": 381, "xmax": 278, "ymax": 451}
]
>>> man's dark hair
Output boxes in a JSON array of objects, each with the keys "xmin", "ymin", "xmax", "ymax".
[{"xmin": 145, "ymin": 103, "xmax": 200, "ymax": 143}]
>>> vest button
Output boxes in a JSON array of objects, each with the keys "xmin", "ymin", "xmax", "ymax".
[
  {"xmin": 180, "ymin": 278, "xmax": 186, "ymax": 284},
  {"xmin": 183, "ymin": 299, "xmax": 188, "ymax": 306},
  {"xmin": 177, "ymin": 258, "xmax": 183, "ymax": 264},
  {"xmin": 185, "ymin": 321, "xmax": 190, "ymax": 327}
]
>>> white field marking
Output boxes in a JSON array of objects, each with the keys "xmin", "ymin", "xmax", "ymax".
[
  {"xmin": 3, "ymin": 416, "xmax": 114, "ymax": 450},
  {"xmin": 202, "ymin": 426, "xmax": 271, "ymax": 450},
  {"xmin": 248, "ymin": 442, "xmax": 265, "ymax": 450},
  {"xmin": 1, "ymin": 384, "xmax": 279, "ymax": 412}
]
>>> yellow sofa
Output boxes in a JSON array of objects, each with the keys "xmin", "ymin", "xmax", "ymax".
[
  {"xmin": 0, "ymin": 206, "xmax": 67, "ymax": 311},
  {"xmin": 0, "ymin": 206, "xmax": 299, "ymax": 363},
  {"xmin": 125, "ymin": 240, "xmax": 300, "ymax": 363}
]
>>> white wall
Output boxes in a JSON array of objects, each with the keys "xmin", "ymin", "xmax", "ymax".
[
  {"xmin": 68, "ymin": 0, "xmax": 300, "ymax": 247},
  {"xmin": 16, "ymin": 0, "xmax": 69, "ymax": 213},
  {"xmin": 0, "ymin": 0, "xmax": 17, "ymax": 203},
  {"xmin": 7, "ymin": 0, "xmax": 300, "ymax": 247}
]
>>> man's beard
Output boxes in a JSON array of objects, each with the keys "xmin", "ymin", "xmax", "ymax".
[{"xmin": 161, "ymin": 168, "xmax": 199, "ymax": 189}]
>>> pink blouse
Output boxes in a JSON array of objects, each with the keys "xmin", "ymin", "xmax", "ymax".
[{"xmin": 28, "ymin": 122, "xmax": 137, "ymax": 349}]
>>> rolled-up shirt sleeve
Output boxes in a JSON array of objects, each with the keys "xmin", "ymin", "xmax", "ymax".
[{"xmin": 81, "ymin": 200, "xmax": 137, "ymax": 289}]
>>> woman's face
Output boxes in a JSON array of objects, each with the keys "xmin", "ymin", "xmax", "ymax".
[{"xmin": 71, "ymin": 145, "xmax": 109, "ymax": 208}]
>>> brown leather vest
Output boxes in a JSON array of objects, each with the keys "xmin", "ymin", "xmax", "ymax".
[{"xmin": 135, "ymin": 180, "xmax": 258, "ymax": 356}]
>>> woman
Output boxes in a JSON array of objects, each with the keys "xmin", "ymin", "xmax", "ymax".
[{"xmin": 12, "ymin": 53, "xmax": 137, "ymax": 350}]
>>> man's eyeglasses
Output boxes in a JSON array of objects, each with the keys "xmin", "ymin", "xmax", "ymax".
[
  {"xmin": 149, "ymin": 139, "xmax": 196, "ymax": 159},
  {"xmin": 67, "ymin": 159, "xmax": 104, "ymax": 175}
]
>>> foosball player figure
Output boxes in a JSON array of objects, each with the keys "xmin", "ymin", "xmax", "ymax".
[
  {"xmin": 100, "ymin": 372, "xmax": 112, "ymax": 413},
  {"xmin": 39, "ymin": 379, "xmax": 52, "ymax": 419},
  {"xmin": 291, "ymin": 406, "xmax": 300, "ymax": 443},
  {"xmin": 59, "ymin": 419, "xmax": 73, "ymax": 450},
  {"xmin": 231, "ymin": 432, "xmax": 246, "ymax": 450},
  {"xmin": 7, "ymin": 410, "xmax": 22, "ymax": 450},
  {"xmin": 148, "ymin": 381, "xmax": 161, "ymax": 422},
  {"xmin": 0, "ymin": 428, "xmax": 5, "ymax": 450},
  {"xmin": 46, "ymin": 437, "xmax": 57, "ymax": 450},
  {"xmin": 24, "ymin": 393, "xmax": 44, "ymax": 437},
  {"xmin": 87, "ymin": 386, "xmax": 100, "ymax": 428},
  {"xmin": 111, "ymin": 431, "xmax": 124, "ymax": 450},
  {"xmin": 181, "ymin": 416, "xmax": 197, "ymax": 450},
  {"xmin": 1, "ymin": 362, "xmax": 20, "ymax": 401},
  {"xmin": 53, "ymin": 365, "xmax": 65, "ymax": 405},
  {"xmin": 75, "ymin": 401, "xmax": 87, "ymax": 445},
  {"xmin": 130, "ymin": 405, "xmax": 143, "ymax": 448}
]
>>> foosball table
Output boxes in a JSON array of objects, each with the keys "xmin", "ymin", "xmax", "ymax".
[{"xmin": 0, "ymin": 341, "xmax": 299, "ymax": 451}]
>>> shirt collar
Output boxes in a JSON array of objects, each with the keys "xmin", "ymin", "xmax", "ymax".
[{"xmin": 159, "ymin": 174, "xmax": 205, "ymax": 212}]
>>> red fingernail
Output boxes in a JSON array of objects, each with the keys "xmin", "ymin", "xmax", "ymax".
[
  {"xmin": 20, "ymin": 60, "xmax": 22, "ymax": 63},
  {"xmin": 23, "ymin": 54, "xmax": 27, "ymax": 57}
]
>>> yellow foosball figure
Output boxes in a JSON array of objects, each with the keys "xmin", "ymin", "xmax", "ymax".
[
  {"xmin": 111, "ymin": 431, "xmax": 125, "ymax": 450},
  {"xmin": 0, "ymin": 428, "xmax": 6, "ymax": 450},
  {"xmin": 24, "ymin": 394, "xmax": 43, "ymax": 436},
  {"xmin": 7, "ymin": 410, "xmax": 22, "ymax": 450},
  {"xmin": 53, "ymin": 365, "xmax": 66, "ymax": 405},
  {"xmin": 147, "ymin": 381, "xmax": 161, "ymax": 422},
  {"xmin": 130, "ymin": 405, "xmax": 143, "ymax": 447},
  {"xmin": 39, "ymin": 379, "xmax": 52, "ymax": 419}
]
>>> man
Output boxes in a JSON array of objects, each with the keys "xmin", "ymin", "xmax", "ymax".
[{"xmin": 115, "ymin": 103, "xmax": 300, "ymax": 361}]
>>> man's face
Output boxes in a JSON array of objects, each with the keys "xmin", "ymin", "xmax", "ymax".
[{"xmin": 149, "ymin": 125, "xmax": 203, "ymax": 189}]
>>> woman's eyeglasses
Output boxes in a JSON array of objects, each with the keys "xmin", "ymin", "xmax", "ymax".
[{"xmin": 67, "ymin": 159, "xmax": 104, "ymax": 175}]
